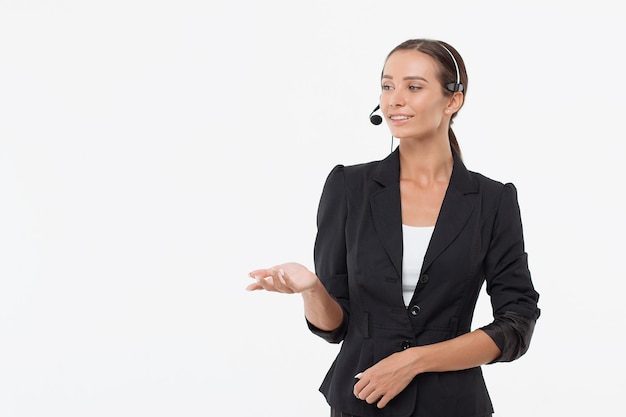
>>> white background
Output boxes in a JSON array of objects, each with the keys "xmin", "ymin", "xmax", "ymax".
[{"xmin": 1, "ymin": 1, "xmax": 624, "ymax": 416}]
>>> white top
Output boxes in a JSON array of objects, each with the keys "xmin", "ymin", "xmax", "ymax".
[{"xmin": 401, "ymin": 224, "xmax": 435, "ymax": 306}]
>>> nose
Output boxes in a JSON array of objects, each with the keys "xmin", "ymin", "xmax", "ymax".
[{"xmin": 388, "ymin": 88, "xmax": 405, "ymax": 107}]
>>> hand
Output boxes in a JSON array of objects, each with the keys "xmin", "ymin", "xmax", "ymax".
[
  {"xmin": 246, "ymin": 262, "xmax": 319, "ymax": 294},
  {"xmin": 353, "ymin": 350, "xmax": 418, "ymax": 409}
]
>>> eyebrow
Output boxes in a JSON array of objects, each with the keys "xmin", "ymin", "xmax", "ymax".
[{"xmin": 382, "ymin": 75, "xmax": 429, "ymax": 83}]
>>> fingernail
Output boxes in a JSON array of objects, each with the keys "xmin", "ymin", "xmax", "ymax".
[
  {"xmin": 255, "ymin": 276, "xmax": 261, "ymax": 283},
  {"xmin": 279, "ymin": 268, "xmax": 285, "ymax": 277},
  {"xmin": 354, "ymin": 373, "xmax": 362, "ymax": 379}
]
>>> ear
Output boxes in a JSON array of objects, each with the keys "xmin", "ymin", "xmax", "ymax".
[{"xmin": 445, "ymin": 92, "xmax": 464, "ymax": 114}]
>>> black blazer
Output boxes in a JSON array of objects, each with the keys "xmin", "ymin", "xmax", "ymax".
[{"xmin": 309, "ymin": 148, "xmax": 540, "ymax": 417}]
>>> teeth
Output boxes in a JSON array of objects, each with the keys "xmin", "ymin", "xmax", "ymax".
[{"xmin": 390, "ymin": 116, "xmax": 411, "ymax": 120}]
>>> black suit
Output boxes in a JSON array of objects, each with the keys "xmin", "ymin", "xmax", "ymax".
[{"xmin": 309, "ymin": 148, "xmax": 540, "ymax": 417}]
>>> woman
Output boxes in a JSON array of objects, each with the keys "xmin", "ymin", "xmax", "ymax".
[{"xmin": 246, "ymin": 39, "xmax": 540, "ymax": 417}]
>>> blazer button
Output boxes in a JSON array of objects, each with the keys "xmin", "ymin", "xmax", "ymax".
[
  {"xmin": 401, "ymin": 340, "xmax": 411, "ymax": 350},
  {"xmin": 419, "ymin": 274, "xmax": 429, "ymax": 284},
  {"xmin": 410, "ymin": 304, "xmax": 421, "ymax": 316}
]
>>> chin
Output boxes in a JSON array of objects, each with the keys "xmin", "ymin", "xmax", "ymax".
[{"xmin": 390, "ymin": 129, "xmax": 419, "ymax": 141}]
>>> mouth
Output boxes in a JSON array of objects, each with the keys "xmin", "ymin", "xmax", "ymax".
[{"xmin": 389, "ymin": 115, "xmax": 413, "ymax": 122}]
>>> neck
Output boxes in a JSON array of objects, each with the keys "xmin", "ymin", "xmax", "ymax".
[{"xmin": 398, "ymin": 138, "xmax": 453, "ymax": 183}]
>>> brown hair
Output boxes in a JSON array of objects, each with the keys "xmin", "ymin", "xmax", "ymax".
[{"xmin": 384, "ymin": 39, "xmax": 467, "ymax": 157}]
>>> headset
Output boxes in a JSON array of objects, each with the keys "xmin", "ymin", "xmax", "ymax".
[
  {"xmin": 441, "ymin": 43, "xmax": 464, "ymax": 93},
  {"xmin": 369, "ymin": 42, "xmax": 464, "ymax": 126}
]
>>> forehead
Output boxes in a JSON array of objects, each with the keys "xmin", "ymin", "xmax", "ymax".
[{"xmin": 382, "ymin": 50, "xmax": 439, "ymax": 79}]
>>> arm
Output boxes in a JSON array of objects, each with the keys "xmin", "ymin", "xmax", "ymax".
[
  {"xmin": 354, "ymin": 315, "xmax": 537, "ymax": 408},
  {"xmin": 404, "ymin": 328, "xmax": 500, "ymax": 373},
  {"xmin": 353, "ymin": 329, "xmax": 500, "ymax": 409},
  {"xmin": 481, "ymin": 183, "xmax": 541, "ymax": 362},
  {"xmin": 246, "ymin": 165, "xmax": 350, "ymax": 338},
  {"xmin": 481, "ymin": 311, "xmax": 536, "ymax": 362},
  {"xmin": 302, "ymin": 278, "xmax": 344, "ymax": 331}
]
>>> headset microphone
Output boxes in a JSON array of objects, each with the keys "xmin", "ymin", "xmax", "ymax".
[{"xmin": 369, "ymin": 105, "xmax": 382, "ymax": 125}]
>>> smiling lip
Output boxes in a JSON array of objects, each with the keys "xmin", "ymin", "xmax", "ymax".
[{"xmin": 389, "ymin": 114, "xmax": 413, "ymax": 124}]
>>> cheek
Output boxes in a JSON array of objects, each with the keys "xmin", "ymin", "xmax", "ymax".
[
  {"xmin": 379, "ymin": 93, "xmax": 389, "ymax": 108},
  {"xmin": 421, "ymin": 97, "xmax": 448, "ymax": 117}
]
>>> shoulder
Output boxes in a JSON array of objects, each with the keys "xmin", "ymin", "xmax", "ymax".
[
  {"xmin": 467, "ymin": 170, "xmax": 522, "ymax": 219},
  {"xmin": 470, "ymin": 170, "xmax": 505, "ymax": 189},
  {"xmin": 468, "ymin": 169, "xmax": 517, "ymax": 194},
  {"xmin": 324, "ymin": 158, "xmax": 385, "ymax": 184}
]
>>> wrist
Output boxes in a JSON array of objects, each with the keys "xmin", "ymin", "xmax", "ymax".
[
  {"xmin": 406, "ymin": 345, "xmax": 435, "ymax": 375},
  {"xmin": 303, "ymin": 276, "xmax": 324, "ymax": 296}
]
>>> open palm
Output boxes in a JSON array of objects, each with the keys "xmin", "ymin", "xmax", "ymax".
[{"xmin": 246, "ymin": 262, "xmax": 318, "ymax": 294}]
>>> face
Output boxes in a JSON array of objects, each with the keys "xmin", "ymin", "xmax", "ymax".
[{"xmin": 380, "ymin": 50, "xmax": 455, "ymax": 141}]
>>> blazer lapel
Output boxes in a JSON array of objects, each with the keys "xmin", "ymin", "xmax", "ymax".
[
  {"xmin": 368, "ymin": 149, "xmax": 478, "ymax": 278},
  {"xmin": 422, "ymin": 151, "xmax": 477, "ymax": 272},
  {"xmin": 370, "ymin": 149, "xmax": 403, "ymax": 277}
]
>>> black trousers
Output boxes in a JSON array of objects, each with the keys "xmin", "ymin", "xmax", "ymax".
[{"xmin": 331, "ymin": 408, "xmax": 492, "ymax": 417}]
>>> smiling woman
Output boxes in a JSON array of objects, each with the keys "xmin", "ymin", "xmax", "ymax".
[
  {"xmin": 380, "ymin": 40, "xmax": 467, "ymax": 161},
  {"xmin": 247, "ymin": 38, "xmax": 540, "ymax": 417}
]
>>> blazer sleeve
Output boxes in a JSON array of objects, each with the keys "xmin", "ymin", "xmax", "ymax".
[
  {"xmin": 480, "ymin": 183, "xmax": 541, "ymax": 362},
  {"xmin": 306, "ymin": 165, "xmax": 350, "ymax": 344}
]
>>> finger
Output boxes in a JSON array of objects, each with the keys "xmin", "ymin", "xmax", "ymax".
[
  {"xmin": 377, "ymin": 394, "xmax": 391, "ymax": 409},
  {"xmin": 278, "ymin": 268, "xmax": 300, "ymax": 293},
  {"xmin": 248, "ymin": 269, "xmax": 272, "ymax": 278},
  {"xmin": 254, "ymin": 273, "xmax": 276, "ymax": 291},
  {"xmin": 245, "ymin": 271, "xmax": 267, "ymax": 291},
  {"xmin": 270, "ymin": 268, "xmax": 292, "ymax": 293},
  {"xmin": 353, "ymin": 373, "xmax": 362, "ymax": 397},
  {"xmin": 353, "ymin": 374, "xmax": 371, "ymax": 400},
  {"xmin": 245, "ymin": 278, "xmax": 270, "ymax": 291},
  {"xmin": 358, "ymin": 387, "xmax": 378, "ymax": 403},
  {"xmin": 275, "ymin": 268, "xmax": 287, "ymax": 285},
  {"xmin": 377, "ymin": 389, "xmax": 400, "ymax": 409},
  {"xmin": 276, "ymin": 268, "xmax": 294, "ymax": 292},
  {"xmin": 365, "ymin": 390, "xmax": 383, "ymax": 405},
  {"xmin": 353, "ymin": 376, "xmax": 382, "ymax": 405}
]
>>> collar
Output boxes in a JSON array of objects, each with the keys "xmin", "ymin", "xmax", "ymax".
[{"xmin": 371, "ymin": 146, "xmax": 477, "ymax": 195}]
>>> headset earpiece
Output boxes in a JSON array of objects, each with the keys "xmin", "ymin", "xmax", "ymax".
[{"xmin": 445, "ymin": 82, "xmax": 464, "ymax": 92}]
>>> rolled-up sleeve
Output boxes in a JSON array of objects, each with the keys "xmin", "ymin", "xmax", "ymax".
[{"xmin": 481, "ymin": 183, "xmax": 541, "ymax": 362}]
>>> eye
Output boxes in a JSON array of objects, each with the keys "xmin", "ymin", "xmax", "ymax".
[
  {"xmin": 381, "ymin": 84, "xmax": 393, "ymax": 91},
  {"xmin": 409, "ymin": 85, "xmax": 422, "ymax": 91}
]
